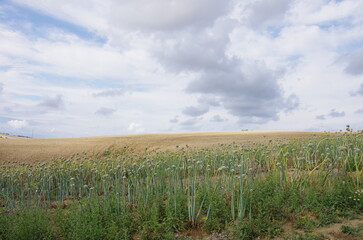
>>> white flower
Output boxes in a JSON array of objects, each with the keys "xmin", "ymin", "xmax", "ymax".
[{"xmin": 217, "ymin": 166, "xmax": 227, "ymax": 171}]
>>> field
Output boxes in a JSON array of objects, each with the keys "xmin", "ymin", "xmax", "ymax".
[
  {"xmin": 0, "ymin": 131, "xmax": 363, "ymax": 239},
  {"xmin": 0, "ymin": 131, "xmax": 320, "ymax": 163}
]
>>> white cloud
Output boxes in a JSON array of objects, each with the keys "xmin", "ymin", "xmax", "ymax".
[
  {"xmin": 93, "ymin": 88, "xmax": 126, "ymax": 97},
  {"xmin": 7, "ymin": 119, "xmax": 28, "ymax": 129},
  {"xmin": 287, "ymin": 0, "xmax": 363, "ymax": 26},
  {"xmin": 127, "ymin": 123, "xmax": 145, "ymax": 133},
  {"xmin": 0, "ymin": 24, "xmax": 161, "ymax": 85}
]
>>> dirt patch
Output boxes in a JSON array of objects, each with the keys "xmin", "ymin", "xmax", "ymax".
[
  {"xmin": 0, "ymin": 131, "xmax": 324, "ymax": 163},
  {"xmin": 315, "ymin": 216, "xmax": 363, "ymax": 240},
  {"xmin": 274, "ymin": 215, "xmax": 363, "ymax": 240}
]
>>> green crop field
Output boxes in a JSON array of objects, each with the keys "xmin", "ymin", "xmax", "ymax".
[{"xmin": 0, "ymin": 131, "xmax": 362, "ymax": 239}]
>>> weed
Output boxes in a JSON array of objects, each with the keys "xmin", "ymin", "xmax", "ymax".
[
  {"xmin": 340, "ymin": 225, "xmax": 360, "ymax": 236},
  {"xmin": 288, "ymin": 232, "xmax": 328, "ymax": 240},
  {"xmin": 294, "ymin": 216, "xmax": 316, "ymax": 232},
  {"xmin": 7, "ymin": 209, "xmax": 52, "ymax": 240}
]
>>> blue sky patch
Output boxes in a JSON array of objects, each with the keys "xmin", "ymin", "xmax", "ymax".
[{"xmin": 0, "ymin": 1, "xmax": 106, "ymax": 44}]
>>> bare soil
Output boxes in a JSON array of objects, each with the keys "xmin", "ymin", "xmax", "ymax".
[
  {"xmin": 274, "ymin": 215, "xmax": 363, "ymax": 240},
  {"xmin": 0, "ymin": 131, "xmax": 322, "ymax": 163},
  {"xmin": 315, "ymin": 217, "xmax": 363, "ymax": 240}
]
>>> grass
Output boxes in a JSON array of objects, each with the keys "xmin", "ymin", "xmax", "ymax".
[
  {"xmin": 340, "ymin": 225, "xmax": 360, "ymax": 235},
  {"xmin": 0, "ymin": 131, "xmax": 362, "ymax": 239}
]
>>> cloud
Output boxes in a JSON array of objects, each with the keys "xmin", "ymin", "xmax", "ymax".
[
  {"xmin": 316, "ymin": 109, "xmax": 346, "ymax": 120},
  {"xmin": 351, "ymin": 83, "xmax": 363, "ymax": 96},
  {"xmin": 0, "ymin": 82, "xmax": 3, "ymax": 94},
  {"xmin": 179, "ymin": 118, "xmax": 199, "ymax": 127},
  {"xmin": 316, "ymin": 115, "xmax": 326, "ymax": 120},
  {"xmin": 2, "ymin": 0, "xmax": 363, "ymax": 136},
  {"xmin": 7, "ymin": 119, "xmax": 28, "ymax": 129},
  {"xmin": 156, "ymin": 18, "xmax": 236, "ymax": 72},
  {"xmin": 13, "ymin": 0, "xmax": 233, "ymax": 32},
  {"xmin": 93, "ymin": 88, "xmax": 126, "ymax": 97},
  {"xmin": 127, "ymin": 123, "xmax": 145, "ymax": 133},
  {"xmin": 95, "ymin": 107, "xmax": 116, "ymax": 116},
  {"xmin": 198, "ymin": 96, "xmax": 220, "ymax": 107},
  {"xmin": 156, "ymin": 15, "xmax": 299, "ymax": 124},
  {"xmin": 186, "ymin": 62, "xmax": 296, "ymax": 123},
  {"xmin": 286, "ymin": 0, "xmax": 363, "ymax": 26},
  {"xmin": 178, "ymin": 117, "xmax": 203, "ymax": 131},
  {"xmin": 210, "ymin": 114, "xmax": 227, "ymax": 122},
  {"xmin": 109, "ymin": 0, "xmax": 233, "ymax": 31},
  {"xmin": 182, "ymin": 105, "xmax": 209, "ymax": 117},
  {"xmin": 0, "ymin": 23, "xmax": 160, "ymax": 85},
  {"xmin": 169, "ymin": 115, "xmax": 179, "ymax": 123},
  {"xmin": 38, "ymin": 95, "xmax": 64, "ymax": 110},
  {"xmin": 355, "ymin": 108, "xmax": 363, "ymax": 114},
  {"xmin": 328, "ymin": 109, "xmax": 345, "ymax": 118},
  {"xmin": 247, "ymin": 0, "xmax": 291, "ymax": 29},
  {"xmin": 345, "ymin": 47, "xmax": 363, "ymax": 75},
  {"xmin": 284, "ymin": 94, "xmax": 299, "ymax": 112}
]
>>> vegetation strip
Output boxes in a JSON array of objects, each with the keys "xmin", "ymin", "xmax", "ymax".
[{"xmin": 0, "ymin": 132, "xmax": 362, "ymax": 239}]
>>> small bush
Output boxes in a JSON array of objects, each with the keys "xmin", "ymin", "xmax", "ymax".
[
  {"xmin": 234, "ymin": 217, "xmax": 282, "ymax": 240},
  {"xmin": 9, "ymin": 209, "xmax": 52, "ymax": 240}
]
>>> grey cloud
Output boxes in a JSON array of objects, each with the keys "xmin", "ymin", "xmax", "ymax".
[
  {"xmin": 3, "ymin": 107, "xmax": 12, "ymax": 113},
  {"xmin": 93, "ymin": 88, "xmax": 125, "ymax": 97},
  {"xmin": 316, "ymin": 109, "xmax": 345, "ymax": 120},
  {"xmin": 328, "ymin": 109, "xmax": 345, "ymax": 118},
  {"xmin": 180, "ymin": 119, "xmax": 196, "ymax": 126},
  {"xmin": 316, "ymin": 115, "xmax": 326, "ymax": 120},
  {"xmin": 198, "ymin": 96, "xmax": 220, "ymax": 107},
  {"xmin": 284, "ymin": 94, "xmax": 299, "ymax": 112},
  {"xmin": 351, "ymin": 83, "xmax": 363, "ymax": 96},
  {"xmin": 247, "ymin": 0, "xmax": 291, "ymax": 29},
  {"xmin": 157, "ymin": 18, "xmax": 237, "ymax": 72},
  {"xmin": 187, "ymin": 62, "xmax": 296, "ymax": 123},
  {"xmin": 345, "ymin": 48, "xmax": 363, "ymax": 75},
  {"xmin": 0, "ymin": 83, "xmax": 3, "ymax": 94},
  {"xmin": 95, "ymin": 107, "xmax": 116, "ymax": 116},
  {"xmin": 155, "ymin": 10, "xmax": 298, "ymax": 124},
  {"xmin": 211, "ymin": 114, "xmax": 227, "ymax": 122},
  {"xmin": 179, "ymin": 118, "xmax": 202, "ymax": 131},
  {"xmin": 169, "ymin": 115, "xmax": 179, "ymax": 123},
  {"xmin": 355, "ymin": 109, "xmax": 363, "ymax": 114},
  {"xmin": 182, "ymin": 105, "xmax": 209, "ymax": 117},
  {"xmin": 38, "ymin": 95, "xmax": 64, "ymax": 110},
  {"xmin": 109, "ymin": 0, "xmax": 233, "ymax": 31}
]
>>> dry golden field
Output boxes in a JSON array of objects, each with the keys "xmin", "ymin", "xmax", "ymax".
[{"xmin": 0, "ymin": 131, "xmax": 323, "ymax": 163}]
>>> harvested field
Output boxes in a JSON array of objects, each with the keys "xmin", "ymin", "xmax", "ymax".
[{"xmin": 0, "ymin": 131, "xmax": 323, "ymax": 163}]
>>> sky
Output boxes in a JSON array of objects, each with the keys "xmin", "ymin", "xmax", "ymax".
[{"xmin": 0, "ymin": 0, "xmax": 363, "ymax": 138}]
